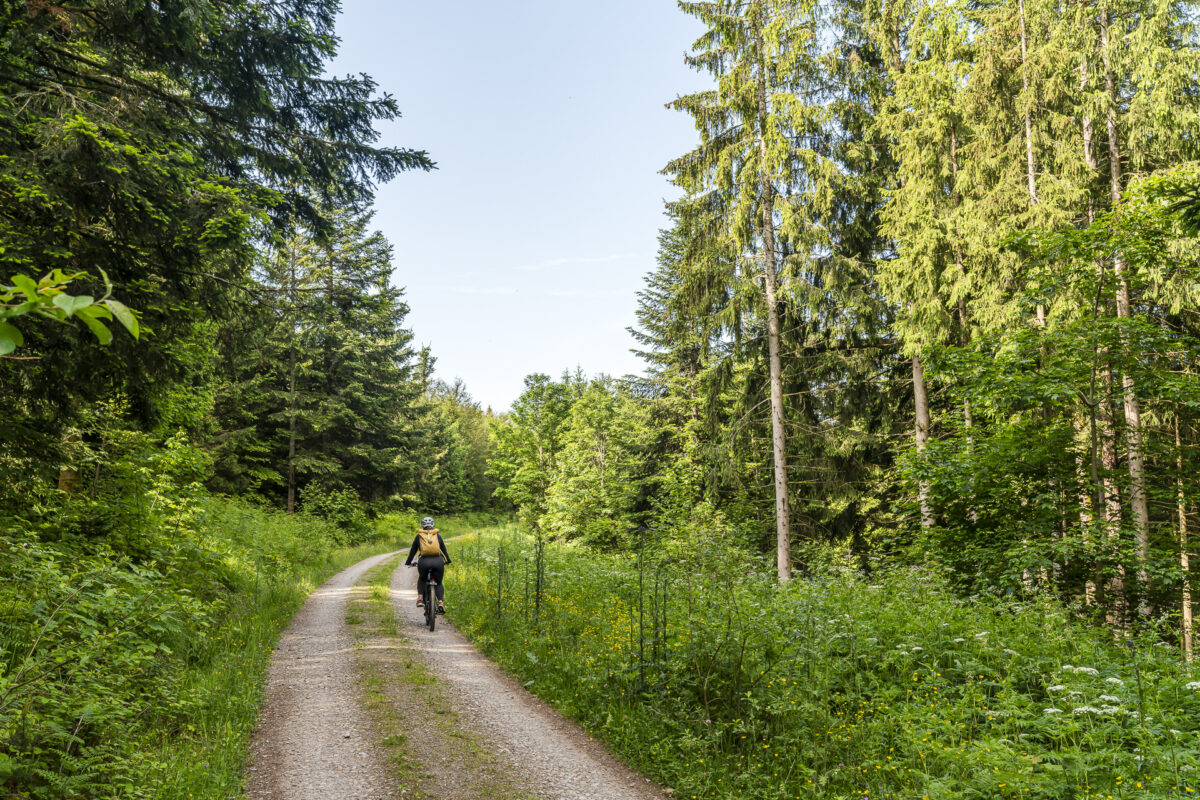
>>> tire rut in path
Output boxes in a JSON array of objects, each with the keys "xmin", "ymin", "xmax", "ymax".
[
  {"xmin": 245, "ymin": 552, "xmax": 401, "ymax": 800},
  {"xmin": 391, "ymin": 564, "xmax": 667, "ymax": 800}
]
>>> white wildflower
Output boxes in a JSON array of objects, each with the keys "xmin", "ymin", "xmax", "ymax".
[
  {"xmin": 1106, "ymin": 677, "xmax": 1125, "ymax": 687},
  {"xmin": 1185, "ymin": 681, "xmax": 1200, "ymax": 690},
  {"xmin": 1062, "ymin": 665, "xmax": 1075, "ymax": 672},
  {"xmin": 1099, "ymin": 706, "xmax": 1121, "ymax": 715},
  {"xmin": 1073, "ymin": 706, "xmax": 1103, "ymax": 715},
  {"xmin": 1170, "ymin": 729, "xmax": 1183, "ymax": 736},
  {"xmin": 1047, "ymin": 685, "xmax": 1066, "ymax": 692},
  {"xmin": 1069, "ymin": 691, "xmax": 1083, "ymax": 698},
  {"xmin": 865, "ymin": 637, "xmax": 878, "ymax": 643},
  {"xmin": 1004, "ymin": 648, "xmax": 1020, "ymax": 656},
  {"xmin": 1098, "ymin": 695, "xmax": 1121, "ymax": 704},
  {"xmin": 1075, "ymin": 667, "xmax": 1100, "ymax": 677},
  {"xmin": 953, "ymin": 638, "xmax": 966, "ymax": 643},
  {"xmin": 1043, "ymin": 707, "xmax": 1063, "ymax": 714},
  {"xmin": 911, "ymin": 646, "xmax": 923, "ymax": 653},
  {"xmin": 975, "ymin": 632, "xmax": 989, "ymax": 638}
]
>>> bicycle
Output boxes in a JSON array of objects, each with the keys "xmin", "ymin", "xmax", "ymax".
[{"xmin": 411, "ymin": 563, "xmax": 441, "ymax": 631}]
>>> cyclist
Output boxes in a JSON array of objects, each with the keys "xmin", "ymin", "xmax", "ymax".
[{"xmin": 405, "ymin": 516, "xmax": 451, "ymax": 614}]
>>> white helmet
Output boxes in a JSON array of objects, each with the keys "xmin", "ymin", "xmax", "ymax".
[{"xmin": 421, "ymin": 516, "xmax": 434, "ymax": 529}]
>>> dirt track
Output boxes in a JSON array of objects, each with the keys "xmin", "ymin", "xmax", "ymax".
[
  {"xmin": 244, "ymin": 553, "xmax": 665, "ymax": 800},
  {"xmin": 245, "ymin": 551, "xmax": 401, "ymax": 800}
]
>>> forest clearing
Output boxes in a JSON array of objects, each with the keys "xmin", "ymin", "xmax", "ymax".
[{"xmin": 3, "ymin": 0, "xmax": 1200, "ymax": 798}]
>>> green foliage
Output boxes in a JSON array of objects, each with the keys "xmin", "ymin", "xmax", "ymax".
[
  {"xmin": 300, "ymin": 484, "xmax": 371, "ymax": 542},
  {"xmin": 0, "ymin": 269, "xmax": 139, "ymax": 355},
  {"xmin": 210, "ymin": 209, "xmax": 422, "ymax": 506},
  {"xmin": 0, "ymin": 493, "xmax": 402, "ymax": 799},
  {"xmin": 0, "ymin": 0, "xmax": 431, "ymax": 477},
  {"xmin": 489, "ymin": 373, "xmax": 581, "ymax": 527},
  {"xmin": 897, "ymin": 172, "xmax": 1200, "ymax": 626},
  {"xmin": 454, "ymin": 527, "xmax": 1200, "ymax": 800},
  {"xmin": 541, "ymin": 379, "xmax": 653, "ymax": 546},
  {"xmin": 207, "ymin": 213, "xmax": 495, "ymax": 516}
]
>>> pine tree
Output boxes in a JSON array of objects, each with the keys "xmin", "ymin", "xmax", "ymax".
[
  {"xmin": 210, "ymin": 210, "xmax": 420, "ymax": 511},
  {"xmin": 667, "ymin": 0, "xmax": 836, "ymax": 581}
]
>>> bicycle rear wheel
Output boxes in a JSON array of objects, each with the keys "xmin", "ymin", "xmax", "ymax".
[{"xmin": 425, "ymin": 582, "xmax": 436, "ymax": 631}]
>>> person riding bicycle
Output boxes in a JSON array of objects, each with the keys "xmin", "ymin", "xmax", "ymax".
[{"xmin": 405, "ymin": 516, "xmax": 451, "ymax": 614}]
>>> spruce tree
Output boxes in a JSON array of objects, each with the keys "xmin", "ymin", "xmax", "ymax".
[{"xmin": 667, "ymin": 0, "xmax": 833, "ymax": 581}]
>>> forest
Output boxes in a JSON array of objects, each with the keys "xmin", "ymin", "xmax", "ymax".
[
  {"xmin": 1, "ymin": 0, "xmax": 1199, "ymax": 798},
  {"xmin": 492, "ymin": 0, "xmax": 1200, "ymax": 653}
]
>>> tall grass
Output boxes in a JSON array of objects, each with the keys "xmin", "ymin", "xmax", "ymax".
[
  {"xmin": 451, "ymin": 528, "xmax": 1200, "ymax": 800},
  {"xmin": 0, "ymin": 498, "xmax": 406, "ymax": 799}
]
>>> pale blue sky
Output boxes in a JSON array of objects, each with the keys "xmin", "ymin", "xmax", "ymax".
[{"xmin": 329, "ymin": 1, "xmax": 706, "ymax": 411}]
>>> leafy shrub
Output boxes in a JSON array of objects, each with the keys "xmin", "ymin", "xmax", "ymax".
[{"xmin": 300, "ymin": 483, "xmax": 370, "ymax": 543}]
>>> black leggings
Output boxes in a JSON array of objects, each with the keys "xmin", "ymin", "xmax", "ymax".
[{"xmin": 416, "ymin": 555, "xmax": 445, "ymax": 602}]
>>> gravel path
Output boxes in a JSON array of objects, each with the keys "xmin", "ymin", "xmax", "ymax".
[
  {"xmin": 245, "ymin": 552, "xmax": 402, "ymax": 800},
  {"xmin": 391, "ymin": 564, "xmax": 666, "ymax": 800},
  {"xmin": 244, "ymin": 552, "xmax": 666, "ymax": 800}
]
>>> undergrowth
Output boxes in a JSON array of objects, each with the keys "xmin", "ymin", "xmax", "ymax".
[
  {"xmin": 451, "ymin": 528, "xmax": 1200, "ymax": 800},
  {"xmin": 0, "ymin": 498, "xmax": 405, "ymax": 799}
]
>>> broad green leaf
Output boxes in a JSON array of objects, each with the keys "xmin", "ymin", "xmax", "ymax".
[
  {"xmin": 76, "ymin": 304, "xmax": 113, "ymax": 322},
  {"xmin": 0, "ymin": 321, "xmax": 23, "ymax": 355},
  {"xmin": 77, "ymin": 312, "xmax": 113, "ymax": 345},
  {"xmin": 104, "ymin": 299, "xmax": 140, "ymax": 339},
  {"xmin": 52, "ymin": 294, "xmax": 94, "ymax": 316},
  {"xmin": 11, "ymin": 274, "xmax": 38, "ymax": 300}
]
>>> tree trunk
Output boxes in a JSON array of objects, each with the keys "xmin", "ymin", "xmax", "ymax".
[
  {"xmin": 1078, "ymin": 25, "xmax": 1104, "ymax": 610},
  {"xmin": 951, "ymin": 128, "xmax": 977, "ymax": 525},
  {"xmin": 1100, "ymin": 0, "xmax": 1151, "ymax": 618},
  {"xmin": 755, "ymin": 11, "xmax": 792, "ymax": 583},
  {"xmin": 1178, "ymin": 413, "xmax": 1194, "ymax": 662},
  {"xmin": 1018, "ymin": 0, "xmax": 1046, "ymax": 330},
  {"xmin": 287, "ymin": 241, "xmax": 298, "ymax": 515},
  {"xmin": 1101, "ymin": 364, "xmax": 1127, "ymax": 630},
  {"xmin": 1019, "ymin": 0, "xmax": 1039, "ymax": 207},
  {"xmin": 913, "ymin": 353, "xmax": 934, "ymax": 530}
]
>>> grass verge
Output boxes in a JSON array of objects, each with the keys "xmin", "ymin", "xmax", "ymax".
[
  {"xmin": 450, "ymin": 527, "xmax": 1200, "ymax": 800},
  {"xmin": 0, "ymin": 498, "xmax": 407, "ymax": 799}
]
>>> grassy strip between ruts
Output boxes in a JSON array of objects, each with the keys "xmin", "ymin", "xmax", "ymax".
[
  {"xmin": 448, "ymin": 527, "xmax": 1200, "ymax": 800},
  {"xmin": 345, "ymin": 555, "xmax": 535, "ymax": 800}
]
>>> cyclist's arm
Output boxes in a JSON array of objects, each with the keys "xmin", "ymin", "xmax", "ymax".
[
  {"xmin": 437, "ymin": 534, "xmax": 451, "ymax": 564},
  {"xmin": 403, "ymin": 535, "xmax": 420, "ymax": 565}
]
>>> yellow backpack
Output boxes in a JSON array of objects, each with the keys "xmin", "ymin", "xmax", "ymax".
[{"xmin": 418, "ymin": 528, "xmax": 441, "ymax": 556}]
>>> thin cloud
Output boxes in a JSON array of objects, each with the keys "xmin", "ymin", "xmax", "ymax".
[
  {"xmin": 547, "ymin": 289, "xmax": 627, "ymax": 299},
  {"xmin": 432, "ymin": 285, "xmax": 520, "ymax": 296},
  {"xmin": 513, "ymin": 253, "xmax": 640, "ymax": 272}
]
